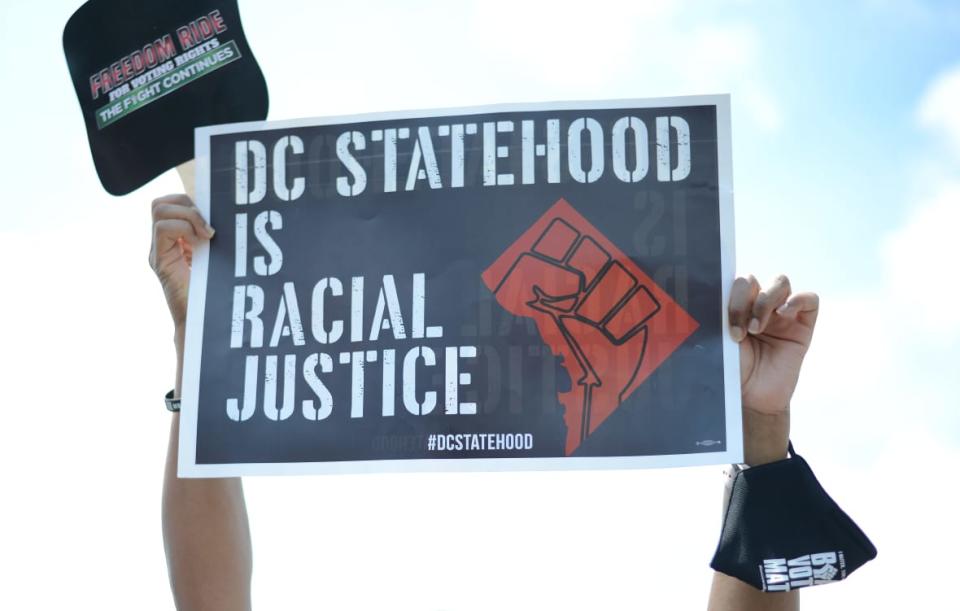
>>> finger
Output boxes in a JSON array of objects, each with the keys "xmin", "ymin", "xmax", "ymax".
[
  {"xmin": 150, "ymin": 219, "xmax": 201, "ymax": 269},
  {"xmin": 728, "ymin": 275, "xmax": 760, "ymax": 341},
  {"xmin": 151, "ymin": 193, "xmax": 194, "ymax": 211},
  {"xmin": 750, "ymin": 274, "xmax": 792, "ymax": 334},
  {"xmin": 178, "ymin": 236, "xmax": 195, "ymax": 267},
  {"xmin": 151, "ymin": 194, "xmax": 212, "ymax": 234},
  {"xmin": 152, "ymin": 202, "xmax": 214, "ymax": 238},
  {"xmin": 776, "ymin": 291, "xmax": 820, "ymax": 324}
]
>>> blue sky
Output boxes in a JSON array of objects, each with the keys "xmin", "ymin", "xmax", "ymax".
[
  {"xmin": 5, "ymin": 0, "xmax": 957, "ymax": 291},
  {"xmin": 1, "ymin": 1, "xmax": 958, "ymax": 609},
  {"xmin": 726, "ymin": 0, "xmax": 959, "ymax": 287}
]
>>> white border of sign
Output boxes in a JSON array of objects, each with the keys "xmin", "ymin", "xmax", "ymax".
[{"xmin": 179, "ymin": 95, "xmax": 740, "ymax": 477}]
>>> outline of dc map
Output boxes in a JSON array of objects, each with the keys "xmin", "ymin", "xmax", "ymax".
[{"xmin": 482, "ymin": 198, "xmax": 699, "ymax": 455}]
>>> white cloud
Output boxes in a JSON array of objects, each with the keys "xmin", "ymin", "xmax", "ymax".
[
  {"xmin": 803, "ymin": 428, "xmax": 960, "ymax": 609},
  {"xmin": 671, "ymin": 24, "xmax": 782, "ymax": 132},
  {"xmin": 781, "ymin": 70, "xmax": 960, "ymax": 609},
  {"xmin": 465, "ymin": 0, "xmax": 675, "ymax": 90},
  {"xmin": 917, "ymin": 63, "xmax": 960, "ymax": 159},
  {"xmin": 882, "ymin": 180, "xmax": 960, "ymax": 341},
  {"xmin": 242, "ymin": 0, "xmax": 782, "ymax": 134},
  {"xmin": 791, "ymin": 65, "xmax": 960, "ymax": 462}
]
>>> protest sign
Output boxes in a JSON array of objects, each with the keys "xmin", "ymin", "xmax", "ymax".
[
  {"xmin": 179, "ymin": 96, "xmax": 740, "ymax": 476},
  {"xmin": 63, "ymin": 0, "xmax": 268, "ymax": 195}
]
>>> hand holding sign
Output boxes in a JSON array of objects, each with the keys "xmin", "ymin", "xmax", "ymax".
[
  {"xmin": 729, "ymin": 275, "xmax": 820, "ymax": 415},
  {"xmin": 149, "ymin": 194, "xmax": 215, "ymax": 326},
  {"xmin": 727, "ymin": 274, "xmax": 820, "ymax": 466}
]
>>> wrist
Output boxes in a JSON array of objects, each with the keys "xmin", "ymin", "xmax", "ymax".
[
  {"xmin": 742, "ymin": 407, "xmax": 790, "ymax": 466},
  {"xmin": 174, "ymin": 325, "xmax": 186, "ymax": 397}
]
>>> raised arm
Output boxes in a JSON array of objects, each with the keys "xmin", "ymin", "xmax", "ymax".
[
  {"xmin": 150, "ymin": 194, "xmax": 253, "ymax": 611},
  {"xmin": 707, "ymin": 274, "xmax": 819, "ymax": 611}
]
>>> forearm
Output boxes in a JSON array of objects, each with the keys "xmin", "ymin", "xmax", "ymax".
[
  {"xmin": 706, "ymin": 410, "xmax": 798, "ymax": 611},
  {"xmin": 707, "ymin": 572, "xmax": 798, "ymax": 611},
  {"xmin": 742, "ymin": 410, "xmax": 790, "ymax": 469},
  {"xmin": 162, "ymin": 329, "xmax": 252, "ymax": 611}
]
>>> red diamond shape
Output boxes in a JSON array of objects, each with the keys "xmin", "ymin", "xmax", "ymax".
[{"xmin": 482, "ymin": 198, "xmax": 699, "ymax": 455}]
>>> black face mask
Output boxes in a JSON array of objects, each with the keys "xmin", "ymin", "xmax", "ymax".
[{"xmin": 711, "ymin": 443, "xmax": 877, "ymax": 592}]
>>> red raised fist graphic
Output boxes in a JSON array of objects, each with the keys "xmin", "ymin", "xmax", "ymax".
[{"xmin": 482, "ymin": 198, "xmax": 699, "ymax": 455}]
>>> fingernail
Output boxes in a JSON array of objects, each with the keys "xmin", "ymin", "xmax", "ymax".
[
  {"xmin": 748, "ymin": 318, "xmax": 760, "ymax": 334},
  {"xmin": 730, "ymin": 326, "xmax": 744, "ymax": 341},
  {"xmin": 776, "ymin": 302, "xmax": 790, "ymax": 315},
  {"xmin": 206, "ymin": 225, "xmax": 215, "ymax": 237}
]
